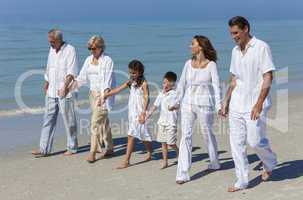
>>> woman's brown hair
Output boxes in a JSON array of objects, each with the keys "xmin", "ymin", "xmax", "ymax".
[{"xmin": 193, "ymin": 35, "xmax": 217, "ymax": 62}]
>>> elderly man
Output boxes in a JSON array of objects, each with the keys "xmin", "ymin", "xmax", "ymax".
[
  {"xmin": 220, "ymin": 16, "xmax": 277, "ymax": 192},
  {"xmin": 32, "ymin": 28, "xmax": 78, "ymax": 157}
]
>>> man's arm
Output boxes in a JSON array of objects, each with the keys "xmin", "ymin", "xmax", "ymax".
[
  {"xmin": 219, "ymin": 74, "xmax": 237, "ymax": 117},
  {"xmin": 251, "ymin": 71, "xmax": 273, "ymax": 120}
]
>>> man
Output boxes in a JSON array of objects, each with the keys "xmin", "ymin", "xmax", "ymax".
[
  {"xmin": 220, "ymin": 16, "xmax": 277, "ymax": 192},
  {"xmin": 32, "ymin": 28, "xmax": 78, "ymax": 157}
]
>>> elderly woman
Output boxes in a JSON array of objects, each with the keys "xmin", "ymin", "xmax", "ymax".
[{"xmin": 73, "ymin": 35, "xmax": 115, "ymax": 163}]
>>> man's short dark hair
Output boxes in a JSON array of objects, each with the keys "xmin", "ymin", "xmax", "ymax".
[
  {"xmin": 164, "ymin": 71, "xmax": 177, "ymax": 82},
  {"xmin": 228, "ymin": 16, "xmax": 250, "ymax": 32}
]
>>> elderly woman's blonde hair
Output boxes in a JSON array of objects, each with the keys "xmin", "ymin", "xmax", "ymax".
[{"xmin": 87, "ymin": 35, "xmax": 106, "ymax": 51}]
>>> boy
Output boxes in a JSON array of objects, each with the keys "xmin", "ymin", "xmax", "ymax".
[{"xmin": 146, "ymin": 71, "xmax": 179, "ymax": 169}]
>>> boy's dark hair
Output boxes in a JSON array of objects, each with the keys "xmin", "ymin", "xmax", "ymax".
[
  {"xmin": 164, "ymin": 71, "xmax": 177, "ymax": 82},
  {"xmin": 228, "ymin": 16, "xmax": 250, "ymax": 32}
]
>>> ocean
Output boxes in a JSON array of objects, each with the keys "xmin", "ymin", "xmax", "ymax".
[{"xmin": 0, "ymin": 19, "xmax": 302, "ymax": 118}]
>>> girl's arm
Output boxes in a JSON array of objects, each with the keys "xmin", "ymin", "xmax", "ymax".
[
  {"xmin": 97, "ymin": 80, "xmax": 130, "ymax": 106},
  {"xmin": 104, "ymin": 80, "xmax": 130, "ymax": 98},
  {"xmin": 139, "ymin": 80, "xmax": 149, "ymax": 124}
]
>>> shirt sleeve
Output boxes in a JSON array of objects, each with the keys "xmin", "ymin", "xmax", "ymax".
[
  {"xmin": 153, "ymin": 93, "xmax": 162, "ymax": 107},
  {"xmin": 210, "ymin": 62, "xmax": 222, "ymax": 112},
  {"xmin": 66, "ymin": 46, "xmax": 78, "ymax": 77},
  {"xmin": 76, "ymin": 58, "xmax": 89, "ymax": 88},
  {"xmin": 173, "ymin": 61, "xmax": 188, "ymax": 106},
  {"xmin": 103, "ymin": 57, "xmax": 114, "ymax": 91},
  {"xmin": 44, "ymin": 50, "xmax": 51, "ymax": 81},
  {"xmin": 259, "ymin": 44, "xmax": 276, "ymax": 74},
  {"xmin": 229, "ymin": 48, "xmax": 237, "ymax": 75}
]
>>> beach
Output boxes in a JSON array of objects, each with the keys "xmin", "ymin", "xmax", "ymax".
[
  {"xmin": 0, "ymin": 92, "xmax": 302, "ymax": 200},
  {"xmin": 0, "ymin": 19, "xmax": 303, "ymax": 200}
]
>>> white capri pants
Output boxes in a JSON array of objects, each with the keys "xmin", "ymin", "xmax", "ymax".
[
  {"xmin": 229, "ymin": 108, "xmax": 277, "ymax": 189},
  {"xmin": 176, "ymin": 104, "xmax": 220, "ymax": 181}
]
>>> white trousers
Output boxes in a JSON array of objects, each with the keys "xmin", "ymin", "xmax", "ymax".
[
  {"xmin": 176, "ymin": 104, "xmax": 220, "ymax": 181},
  {"xmin": 229, "ymin": 109, "xmax": 277, "ymax": 189}
]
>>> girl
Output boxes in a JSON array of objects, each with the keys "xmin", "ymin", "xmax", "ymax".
[
  {"xmin": 170, "ymin": 35, "xmax": 222, "ymax": 184},
  {"xmin": 101, "ymin": 59, "xmax": 153, "ymax": 169}
]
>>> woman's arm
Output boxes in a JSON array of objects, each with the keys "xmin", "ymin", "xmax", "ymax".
[
  {"xmin": 169, "ymin": 61, "xmax": 188, "ymax": 110},
  {"xmin": 210, "ymin": 62, "xmax": 222, "ymax": 112}
]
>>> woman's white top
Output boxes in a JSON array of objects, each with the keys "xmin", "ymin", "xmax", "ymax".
[
  {"xmin": 174, "ymin": 60, "xmax": 221, "ymax": 111},
  {"xmin": 76, "ymin": 53, "xmax": 115, "ymax": 110}
]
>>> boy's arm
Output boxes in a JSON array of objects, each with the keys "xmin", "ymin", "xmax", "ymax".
[{"xmin": 146, "ymin": 106, "xmax": 157, "ymax": 120}]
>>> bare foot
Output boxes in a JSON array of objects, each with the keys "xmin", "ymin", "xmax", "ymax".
[
  {"xmin": 99, "ymin": 149, "xmax": 114, "ymax": 159},
  {"xmin": 116, "ymin": 161, "xmax": 130, "ymax": 169},
  {"xmin": 31, "ymin": 149, "xmax": 47, "ymax": 158},
  {"xmin": 160, "ymin": 161, "xmax": 168, "ymax": 169},
  {"xmin": 143, "ymin": 153, "xmax": 152, "ymax": 162},
  {"xmin": 86, "ymin": 153, "xmax": 96, "ymax": 163},
  {"xmin": 31, "ymin": 149, "xmax": 42, "ymax": 155},
  {"xmin": 176, "ymin": 180, "xmax": 187, "ymax": 185},
  {"xmin": 63, "ymin": 151, "xmax": 74, "ymax": 156},
  {"xmin": 261, "ymin": 170, "xmax": 272, "ymax": 181},
  {"xmin": 227, "ymin": 186, "xmax": 244, "ymax": 193}
]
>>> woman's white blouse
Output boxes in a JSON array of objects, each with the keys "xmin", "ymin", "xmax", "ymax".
[
  {"xmin": 76, "ymin": 53, "xmax": 115, "ymax": 110},
  {"xmin": 175, "ymin": 60, "xmax": 221, "ymax": 111}
]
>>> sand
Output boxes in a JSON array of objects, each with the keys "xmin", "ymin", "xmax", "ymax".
[{"xmin": 0, "ymin": 93, "xmax": 302, "ymax": 200}]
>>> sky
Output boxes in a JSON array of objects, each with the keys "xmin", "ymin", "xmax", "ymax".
[{"xmin": 0, "ymin": 0, "xmax": 302, "ymax": 22}]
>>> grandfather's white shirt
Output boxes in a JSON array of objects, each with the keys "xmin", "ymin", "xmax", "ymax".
[
  {"xmin": 154, "ymin": 90, "xmax": 178, "ymax": 127},
  {"xmin": 76, "ymin": 54, "xmax": 115, "ymax": 110},
  {"xmin": 229, "ymin": 36, "xmax": 275, "ymax": 113},
  {"xmin": 174, "ymin": 60, "xmax": 221, "ymax": 112},
  {"xmin": 45, "ymin": 43, "xmax": 78, "ymax": 98}
]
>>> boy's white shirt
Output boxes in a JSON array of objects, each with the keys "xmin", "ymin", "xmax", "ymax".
[{"xmin": 153, "ymin": 89, "xmax": 178, "ymax": 127}]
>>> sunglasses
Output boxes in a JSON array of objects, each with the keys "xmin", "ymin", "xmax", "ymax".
[{"xmin": 88, "ymin": 47, "xmax": 98, "ymax": 51}]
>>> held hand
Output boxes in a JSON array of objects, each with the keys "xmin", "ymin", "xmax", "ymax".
[
  {"xmin": 251, "ymin": 103, "xmax": 263, "ymax": 120},
  {"xmin": 168, "ymin": 104, "xmax": 179, "ymax": 111},
  {"xmin": 58, "ymin": 87, "xmax": 68, "ymax": 98},
  {"xmin": 218, "ymin": 101, "xmax": 229, "ymax": 117},
  {"xmin": 43, "ymin": 82, "xmax": 49, "ymax": 95},
  {"xmin": 96, "ymin": 96, "xmax": 106, "ymax": 107},
  {"xmin": 138, "ymin": 112, "xmax": 146, "ymax": 124}
]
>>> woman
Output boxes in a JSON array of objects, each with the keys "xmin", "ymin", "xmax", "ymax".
[
  {"xmin": 73, "ymin": 35, "xmax": 115, "ymax": 163},
  {"xmin": 170, "ymin": 35, "xmax": 221, "ymax": 184}
]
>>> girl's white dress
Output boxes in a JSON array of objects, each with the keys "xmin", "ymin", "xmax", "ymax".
[{"xmin": 127, "ymin": 82, "xmax": 152, "ymax": 141}]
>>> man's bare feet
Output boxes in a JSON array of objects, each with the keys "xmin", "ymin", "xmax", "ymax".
[
  {"xmin": 31, "ymin": 149, "xmax": 42, "ymax": 155},
  {"xmin": 116, "ymin": 161, "xmax": 130, "ymax": 169},
  {"xmin": 227, "ymin": 186, "xmax": 244, "ymax": 192},
  {"xmin": 86, "ymin": 153, "xmax": 96, "ymax": 163},
  {"xmin": 160, "ymin": 161, "xmax": 168, "ymax": 169},
  {"xmin": 261, "ymin": 170, "xmax": 272, "ymax": 181},
  {"xmin": 31, "ymin": 149, "xmax": 47, "ymax": 157}
]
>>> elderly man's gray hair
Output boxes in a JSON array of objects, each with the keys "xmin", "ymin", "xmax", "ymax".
[{"xmin": 48, "ymin": 28, "xmax": 63, "ymax": 42}]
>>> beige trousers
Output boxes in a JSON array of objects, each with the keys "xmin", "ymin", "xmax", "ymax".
[{"xmin": 89, "ymin": 92, "xmax": 113, "ymax": 153}]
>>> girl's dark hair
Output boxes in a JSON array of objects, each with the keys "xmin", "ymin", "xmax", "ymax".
[
  {"xmin": 228, "ymin": 16, "xmax": 250, "ymax": 32},
  {"xmin": 128, "ymin": 59, "xmax": 145, "ymax": 87},
  {"xmin": 193, "ymin": 35, "xmax": 217, "ymax": 62}
]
